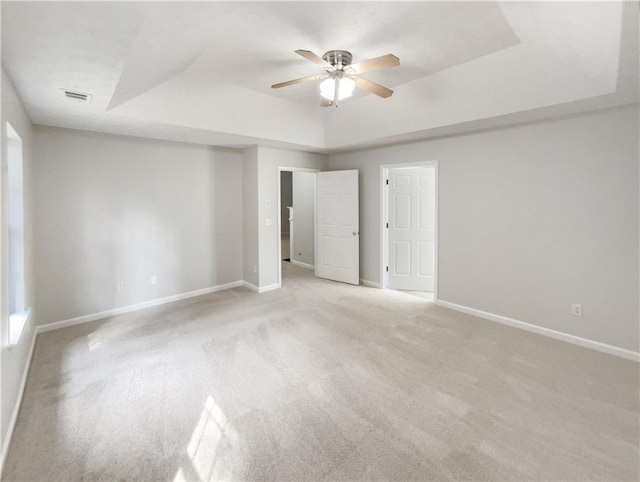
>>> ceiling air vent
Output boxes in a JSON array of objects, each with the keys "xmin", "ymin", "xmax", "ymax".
[{"xmin": 62, "ymin": 89, "xmax": 92, "ymax": 104}]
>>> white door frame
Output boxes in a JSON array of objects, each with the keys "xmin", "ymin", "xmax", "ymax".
[
  {"xmin": 277, "ymin": 166, "xmax": 320, "ymax": 287},
  {"xmin": 380, "ymin": 161, "xmax": 439, "ymax": 297}
]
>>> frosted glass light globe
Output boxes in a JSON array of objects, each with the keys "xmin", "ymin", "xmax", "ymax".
[{"xmin": 320, "ymin": 76, "xmax": 355, "ymax": 101}]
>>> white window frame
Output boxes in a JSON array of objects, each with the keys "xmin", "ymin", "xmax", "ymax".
[{"xmin": 6, "ymin": 122, "xmax": 30, "ymax": 346}]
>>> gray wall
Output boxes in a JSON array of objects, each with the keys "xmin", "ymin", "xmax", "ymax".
[
  {"xmin": 32, "ymin": 126, "xmax": 244, "ymax": 324},
  {"xmin": 1, "ymin": 70, "xmax": 36, "ymax": 461},
  {"xmin": 329, "ymin": 105, "xmax": 639, "ymax": 352},
  {"xmin": 280, "ymin": 171, "xmax": 292, "ymax": 234},
  {"xmin": 292, "ymin": 171, "xmax": 315, "ymax": 267},
  {"xmin": 242, "ymin": 147, "xmax": 259, "ymax": 286}
]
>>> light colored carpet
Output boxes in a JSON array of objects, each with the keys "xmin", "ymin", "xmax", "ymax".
[{"xmin": 3, "ymin": 262, "xmax": 639, "ymax": 481}]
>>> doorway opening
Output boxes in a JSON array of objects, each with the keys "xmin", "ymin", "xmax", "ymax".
[
  {"xmin": 277, "ymin": 167, "xmax": 319, "ymax": 286},
  {"xmin": 380, "ymin": 161, "xmax": 438, "ymax": 299},
  {"xmin": 280, "ymin": 171, "xmax": 292, "ymax": 262}
]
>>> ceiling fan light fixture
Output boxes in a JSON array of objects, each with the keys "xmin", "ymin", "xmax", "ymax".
[{"xmin": 320, "ymin": 76, "xmax": 355, "ymax": 101}]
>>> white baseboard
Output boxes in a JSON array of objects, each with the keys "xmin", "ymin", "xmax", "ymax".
[
  {"xmin": 1, "ymin": 321, "xmax": 37, "ymax": 475},
  {"xmin": 290, "ymin": 260, "xmax": 314, "ymax": 270},
  {"xmin": 241, "ymin": 281, "xmax": 281, "ymax": 293},
  {"xmin": 242, "ymin": 281, "xmax": 259, "ymax": 292},
  {"xmin": 436, "ymin": 299, "xmax": 640, "ymax": 362},
  {"xmin": 258, "ymin": 283, "xmax": 281, "ymax": 293},
  {"xmin": 37, "ymin": 281, "xmax": 244, "ymax": 334},
  {"xmin": 360, "ymin": 279, "xmax": 382, "ymax": 288}
]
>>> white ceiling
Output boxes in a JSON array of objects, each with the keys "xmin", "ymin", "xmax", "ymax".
[{"xmin": 1, "ymin": 1, "xmax": 638, "ymax": 152}]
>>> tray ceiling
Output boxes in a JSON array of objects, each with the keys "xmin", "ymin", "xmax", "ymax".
[{"xmin": 1, "ymin": 1, "xmax": 637, "ymax": 151}]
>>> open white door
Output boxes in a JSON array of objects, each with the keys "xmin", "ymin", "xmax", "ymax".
[
  {"xmin": 388, "ymin": 167, "xmax": 435, "ymax": 291},
  {"xmin": 316, "ymin": 170, "xmax": 359, "ymax": 285}
]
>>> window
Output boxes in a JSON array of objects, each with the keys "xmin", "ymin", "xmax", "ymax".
[{"xmin": 6, "ymin": 122, "xmax": 29, "ymax": 345}]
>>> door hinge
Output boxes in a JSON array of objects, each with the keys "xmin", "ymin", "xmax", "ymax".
[{"xmin": 386, "ymin": 266, "xmax": 389, "ymax": 272}]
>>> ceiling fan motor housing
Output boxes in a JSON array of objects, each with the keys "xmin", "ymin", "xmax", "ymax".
[{"xmin": 322, "ymin": 50, "xmax": 352, "ymax": 70}]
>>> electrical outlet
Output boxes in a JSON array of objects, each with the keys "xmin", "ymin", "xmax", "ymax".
[
  {"xmin": 265, "ymin": 218, "xmax": 272, "ymax": 226},
  {"xmin": 572, "ymin": 304, "xmax": 582, "ymax": 317},
  {"xmin": 116, "ymin": 281, "xmax": 124, "ymax": 292},
  {"xmin": 151, "ymin": 276, "xmax": 157, "ymax": 285}
]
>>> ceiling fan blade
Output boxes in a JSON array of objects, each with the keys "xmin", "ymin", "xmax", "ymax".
[
  {"xmin": 271, "ymin": 74, "xmax": 326, "ymax": 89},
  {"xmin": 347, "ymin": 54, "xmax": 399, "ymax": 75},
  {"xmin": 321, "ymin": 99, "xmax": 332, "ymax": 107},
  {"xmin": 295, "ymin": 50, "xmax": 335, "ymax": 71},
  {"xmin": 353, "ymin": 76, "xmax": 394, "ymax": 98}
]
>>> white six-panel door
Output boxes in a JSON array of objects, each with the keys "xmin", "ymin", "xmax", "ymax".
[
  {"xmin": 316, "ymin": 170, "xmax": 359, "ymax": 285},
  {"xmin": 388, "ymin": 167, "xmax": 435, "ymax": 291}
]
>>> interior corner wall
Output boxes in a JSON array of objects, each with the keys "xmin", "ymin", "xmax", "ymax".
[
  {"xmin": 0, "ymin": 69, "xmax": 36, "ymax": 460},
  {"xmin": 256, "ymin": 147, "xmax": 328, "ymax": 289},
  {"xmin": 242, "ymin": 146, "xmax": 259, "ymax": 286},
  {"xmin": 32, "ymin": 126, "xmax": 244, "ymax": 324},
  {"xmin": 328, "ymin": 105, "xmax": 639, "ymax": 353}
]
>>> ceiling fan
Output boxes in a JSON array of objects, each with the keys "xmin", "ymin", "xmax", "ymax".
[{"xmin": 272, "ymin": 49, "xmax": 400, "ymax": 107}]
